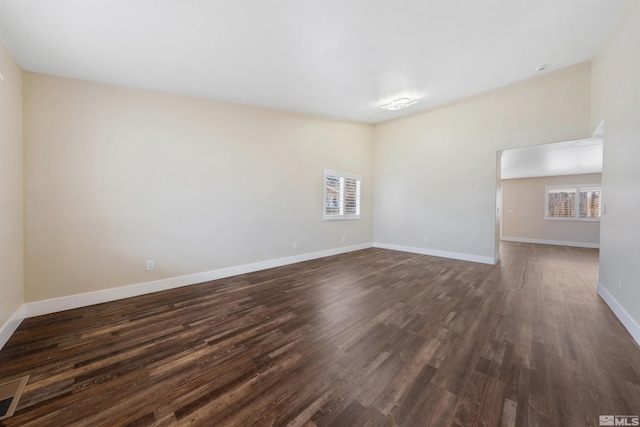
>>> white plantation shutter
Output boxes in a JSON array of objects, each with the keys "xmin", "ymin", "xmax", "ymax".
[
  {"xmin": 344, "ymin": 178, "xmax": 360, "ymax": 216},
  {"xmin": 545, "ymin": 184, "xmax": 601, "ymax": 221},
  {"xmin": 323, "ymin": 170, "xmax": 361, "ymax": 220},
  {"xmin": 547, "ymin": 188, "xmax": 576, "ymax": 218},
  {"xmin": 579, "ymin": 187, "xmax": 602, "ymax": 219},
  {"xmin": 324, "ymin": 175, "xmax": 342, "ymax": 216}
]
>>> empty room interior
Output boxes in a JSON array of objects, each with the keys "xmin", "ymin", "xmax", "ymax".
[{"xmin": 1, "ymin": 1, "xmax": 639, "ymax": 426}]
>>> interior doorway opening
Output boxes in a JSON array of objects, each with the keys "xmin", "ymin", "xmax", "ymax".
[{"xmin": 496, "ymin": 126, "xmax": 604, "ymax": 256}]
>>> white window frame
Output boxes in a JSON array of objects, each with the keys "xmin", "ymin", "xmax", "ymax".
[
  {"xmin": 544, "ymin": 184, "xmax": 602, "ymax": 221},
  {"xmin": 323, "ymin": 169, "xmax": 361, "ymax": 221}
]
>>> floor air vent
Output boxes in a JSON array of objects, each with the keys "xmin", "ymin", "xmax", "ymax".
[{"xmin": 0, "ymin": 375, "xmax": 29, "ymax": 421}]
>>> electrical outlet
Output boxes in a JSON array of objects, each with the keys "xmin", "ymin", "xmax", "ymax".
[
  {"xmin": 292, "ymin": 241, "xmax": 297, "ymax": 249},
  {"xmin": 618, "ymin": 277, "xmax": 623, "ymax": 289},
  {"xmin": 424, "ymin": 237, "xmax": 429, "ymax": 243},
  {"xmin": 342, "ymin": 235, "xmax": 346, "ymax": 242},
  {"xmin": 146, "ymin": 260, "xmax": 155, "ymax": 271}
]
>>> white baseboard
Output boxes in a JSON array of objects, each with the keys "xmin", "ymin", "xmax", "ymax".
[
  {"xmin": 0, "ymin": 305, "xmax": 25, "ymax": 351},
  {"xmin": 500, "ymin": 236, "xmax": 599, "ymax": 249},
  {"xmin": 597, "ymin": 282, "xmax": 640, "ymax": 346},
  {"xmin": 24, "ymin": 243, "xmax": 372, "ymax": 318},
  {"xmin": 373, "ymin": 242, "xmax": 498, "ymax": 265}
]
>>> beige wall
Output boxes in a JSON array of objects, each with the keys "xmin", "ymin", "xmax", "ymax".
[
  {"xmin": 23, "ymin": 73, "xmax": 374, "ymax": 302},
  {"xmin": 592, "ymin": 1, "xmax": 640, "ymax": 338},
  {"xmin": 501, "ymin": 173, "xmax": 601, "ymax": 246},
  {"xmin": 0, "ymin": 42, "xmax": 23, "ymax": 328},
  {"xmin": 373, "ymin": 63, "xmax": 592, "ymax": 261}
]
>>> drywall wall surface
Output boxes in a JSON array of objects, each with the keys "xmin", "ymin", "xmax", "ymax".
[
  {"xmin": 0, "ymin": 41, "xmax": 23, "ymax": 329},
  {"xmin": 23, "ymin": 73, "xmax": 373, "ymax": 302},
  {"xmin": 373, "ymin": 62, "xmax": 592, "ymax": 260},
  {"xmin": 591, "ymin": 0, "xmax": 640, "ymax": 338},
  {"xmin": 501, "ymin": 173, "xmax": 602, "ymax": 245}
]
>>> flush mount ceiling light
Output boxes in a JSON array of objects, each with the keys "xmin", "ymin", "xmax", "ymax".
[
  {"xmin": 381, "ymin": 97, "xmax": 417, "ymax": 111},
  {"xmin": 536, "ymin": 64, "xmax": 550, "ymax": 71}
]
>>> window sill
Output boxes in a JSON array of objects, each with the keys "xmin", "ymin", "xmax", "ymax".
[
  {"xmin": 544, "ymin": 217, "xmax": 601, "ymax": 222},
  {"xmin": 323, "ymin": 215, "xmax": 361, "ymax": 221}
]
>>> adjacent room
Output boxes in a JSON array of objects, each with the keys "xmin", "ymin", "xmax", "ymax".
[
  {"xmin": 0, "ymin": 1, "xmax": 639, "ymax": 426},
  {"xmin": 500, "ymin": 137, "xmax": 604, "ymax": 248}
]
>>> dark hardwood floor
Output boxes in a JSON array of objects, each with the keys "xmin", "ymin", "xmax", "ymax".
[{"xmin": 1, "ymin": 243, "xmax": 639, "ymax": 426}]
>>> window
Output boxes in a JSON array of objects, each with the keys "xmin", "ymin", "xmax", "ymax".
[
  {"xmin": 578, "ymin": 186, "xmax": 602, "ymax": 219},
  {"xmin": 547, "ymin": 187, "xmax": 576, "ymax": 218},
  {"xmin": 323, "ymin": 169, "xmax": 361, "ymax": 220},
  {"xmin": 545, "ymin": 184, "xmax": 601, "ymax": 221}
]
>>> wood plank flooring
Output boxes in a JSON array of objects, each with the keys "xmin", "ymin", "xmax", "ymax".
[{"xmin": 1, "ymin": 242, "xmax": 639, "ymax": 426}]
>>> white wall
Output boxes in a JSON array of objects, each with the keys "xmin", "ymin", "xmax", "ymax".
[
  {"xmin": 501, "ymin": 173, "xmax": 601, "ymax": 248},
  {"xmin": 24, "ymin": 73, "xmax": 374, "ymax": 303},
  {"xmin": 591, "ymin": 0, "xmax": 640, "ymax": 343},
  {"xmin": 0, "ymin": 41, "xmax": 24, "ymax": 347},
  {"xmin": 373, "ymin": 63, "xmax": 592, "ymax": 263}
]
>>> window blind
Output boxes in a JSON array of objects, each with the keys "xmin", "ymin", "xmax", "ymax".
[
  {"xmin": 547, "ymin": 188, "xmax": 576, "ymax": 218},
  {"xmin": 545, "ymin": 184, "xmax": 602, "ymax": 221},
  {"xmin": 323, "ymin": 170, "xmax": 361, "ymax": 220},
  {"xmin": 579, "ymin": 187, "xmax": 602, "ymax": 219}
]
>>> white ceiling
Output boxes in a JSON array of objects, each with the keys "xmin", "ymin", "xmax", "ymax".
[
  {"xmin": 0, "ymin": 0, "xmax": 624, "ymax": 123},
  {"xmin": 501, "ymin": 138, "xmax": 603, "ymax": 180}
]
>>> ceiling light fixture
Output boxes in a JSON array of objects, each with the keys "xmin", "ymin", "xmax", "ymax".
[
  {"xmin": 381, "ymin": 97, "xmax": 417, "ymax": 111},
  {"xmin": 536, "ymin": 64, "xmax": 550, "ymax": 71}
]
